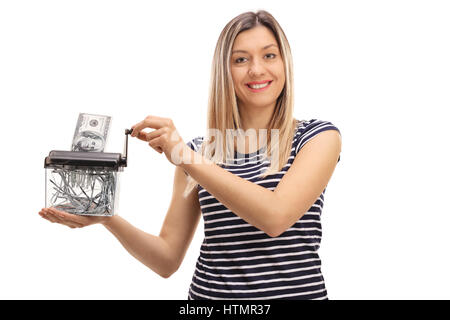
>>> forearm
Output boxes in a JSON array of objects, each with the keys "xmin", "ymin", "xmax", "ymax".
[
  {"xmin": 180, "ymin": 150, "xmax": 280, "ymax": 236},
  {"xmin": 102, "ymin": 216, "xmax": 175, "ymax": 278}
]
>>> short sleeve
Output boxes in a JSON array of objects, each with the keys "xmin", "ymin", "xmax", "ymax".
[
  {"xmin": 294, "ymin": 119, "xmax": 341, "ymax": 163},
  {"xmin": 186, "ymin": 136, "xmax": 203, "ymax": 152},
  {"xmin": 184, "ymin": 137, "xmax": 203, "ymax": 176}
]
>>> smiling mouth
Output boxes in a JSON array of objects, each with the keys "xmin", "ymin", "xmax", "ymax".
[{"xmin": 246, "ymin": 80, "xmax": 273, "ymax": 91}]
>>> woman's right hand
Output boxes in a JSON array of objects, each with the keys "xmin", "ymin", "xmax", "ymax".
[{"xmin": 38, "ymin": 207, "xmax": 112, "ymax": 228}]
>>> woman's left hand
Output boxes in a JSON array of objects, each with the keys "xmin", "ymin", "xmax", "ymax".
[{"xmin": 130, "ymin": 115, "xmax": 192, "ymax": 166}]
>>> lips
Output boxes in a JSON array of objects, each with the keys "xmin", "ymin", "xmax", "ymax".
[
  {"xmin": 246, "ymin": 80, "xmax": 272, "ymax": 86},
  {"xmin": 245, "ymin": 80, "xmax": 273, "ymax": 92}
]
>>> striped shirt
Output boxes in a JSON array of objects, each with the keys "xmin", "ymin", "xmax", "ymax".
[{"xmin": 185, "ymin": 119, "xmax": 341, "ymax": 300}]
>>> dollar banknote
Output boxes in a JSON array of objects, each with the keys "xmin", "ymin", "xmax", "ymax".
[{"xmin": 72, "ymin": 113, "xmax": 111, "ymax": 152}]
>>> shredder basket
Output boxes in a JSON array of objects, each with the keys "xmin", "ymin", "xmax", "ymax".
[{"xmin": 45, "ymin": 167, "xmax": 120, "ymax": 216}]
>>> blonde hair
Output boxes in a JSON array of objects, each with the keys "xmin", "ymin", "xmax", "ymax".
[{"xmin": 183, "ymin": 10, "xmax": 298, "ymax": 197}]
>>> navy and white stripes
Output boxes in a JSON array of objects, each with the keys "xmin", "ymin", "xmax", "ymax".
[{"xmin": 186, "ymin": 119, "xmax": 340, "ymax": 300}]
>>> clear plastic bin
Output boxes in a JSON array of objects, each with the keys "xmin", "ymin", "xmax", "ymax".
[
  {"xmin": 45, "ymin": 166, "xmax": 120, "ymax": 216},
  {"xmin": 44, "ymin": 129, "xmax": 130, "ymax": 216}
]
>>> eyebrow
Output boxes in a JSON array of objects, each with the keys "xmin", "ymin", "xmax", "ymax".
[{"xmin": 232, "ymin": 43, "xmax": 278, "ymax": 54}]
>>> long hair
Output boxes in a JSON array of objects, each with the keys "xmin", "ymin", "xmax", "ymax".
[{"xmin": 183, "ymin": 10, "xmax": 298, "ymax": 197}]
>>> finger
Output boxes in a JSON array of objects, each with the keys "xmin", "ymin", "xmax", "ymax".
[
  {"xmin": 134, "ymin": 127, "xmax": 165, "ymax": 142},
  {"xmin": 41, "ymin": 207, "xmax": 59, "ymax": 218},
  {"xmin": 146, "ymin": 127, "xmax": 167, "ymax": 141},
  {"xmin": 48, "ymin": 215, "xmax": 81, "ymax": 228},
  {"xmin": 39, "ymin": 209, "xmax": 49, "ymax": 220},
  {"xmin": 41, "ymin": 210, "xmax": 64, "ymax": 224},
  {"xmin": 50, "ymin": 207, "xmax": 107, "ymax": 227},
  {"xmin": 48, "ymin": 207, "xmax": 68, "ymax": 215},
  {"xmin": 131, "ymin": 116, "xmax": 171, "ymax": 138},
  {"xmin": 136, "ymin": 131, "xmax": 149, "ymax": 141},
  {"xmin": 148, "ymin": 135, "xmax": 164, "ymax": 152},
  {"xmin": 39, "ymin": 210, "xmax": 57, "ymax": 223},
  {"xmin": 47, "ymin": 207, "xmax": 74, "ymax": 222},
  {"xmin": 45, "ymin": 208, "xmax": 70, "ymax": 222},
  {"xmin": 46, "ymin": 209, "xmax": 85, "ymax": 228},
  {"xmin": 130, "ymin": 120, "xmax": 145, "ymax": 138},
  {"xmin": 48, "ymin": 208, "xmax": 86, "ymax": 226},
  {"xmin": 39, "ymin": 209, "xmax": 47, "ymax": 218}
]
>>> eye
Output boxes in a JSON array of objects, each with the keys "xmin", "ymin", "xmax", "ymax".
[
  {"xmin": 265, "ymin": 53, "xmax": 276, "ymax": 59},
  {"xmin": 235, "ymin": 57, "xmax": 247, "ymax": 64}
]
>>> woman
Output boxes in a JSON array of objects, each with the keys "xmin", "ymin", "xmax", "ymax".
[{"xmin": 39, "ymin": 10, "xmax": 342, "ymax": 300}]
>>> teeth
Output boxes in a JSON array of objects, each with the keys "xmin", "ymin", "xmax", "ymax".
[{"xmin": 248, "ymin": 82, "xmax": 270, "ymax": 89}]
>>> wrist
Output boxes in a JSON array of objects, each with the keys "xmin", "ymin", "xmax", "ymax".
[
  {"xmin": 178, "ymin": 147, "xmax": 196, "ymax": 168},
  {"xmin": 101, "ymin": 215, "xmax": 118, "ymax": 228},
  {"xmin": 178, "ymin": 147, "xmax": 211, "ymax": 169}
]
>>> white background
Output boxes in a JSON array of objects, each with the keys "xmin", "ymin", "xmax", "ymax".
[{"xmin": 0, "ymin": 0, "xmax": 449, "ymax": 299}]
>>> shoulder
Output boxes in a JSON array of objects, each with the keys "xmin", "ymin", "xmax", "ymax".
[
  {"xmin": 293, "ymin": 118, "xmax": 341, "ymax": 161},
  {"xmin": 295, "ymin": 118, "xmax": 340, "ymax": 136}
]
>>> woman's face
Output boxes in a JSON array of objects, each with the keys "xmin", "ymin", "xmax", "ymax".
[{"xmin": 230, "ymin": 25, "xmax": 286, "ymax": 111}]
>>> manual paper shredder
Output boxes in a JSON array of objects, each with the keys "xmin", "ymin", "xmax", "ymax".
[{"xmin": 44, "ymin": 129, "xmax": 131, "ymax": 216}]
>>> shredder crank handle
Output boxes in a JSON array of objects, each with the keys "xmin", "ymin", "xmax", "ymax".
[{"xmin": 121, "ymin": 128, "xmax": 133, "ymax": 167}]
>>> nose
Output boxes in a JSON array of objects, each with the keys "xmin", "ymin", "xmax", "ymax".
[{"xmin": 248, "ymin": 58, "xmax": 265, "ymax": 77}]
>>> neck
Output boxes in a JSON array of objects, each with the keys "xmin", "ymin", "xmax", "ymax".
[
  {"xmin": 235, "ymin": 101, "xmax": 276, "ymax": 153},
  {"xmin": 238, "ymin": 101, "xmax": 275, "ymax": 131}
]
